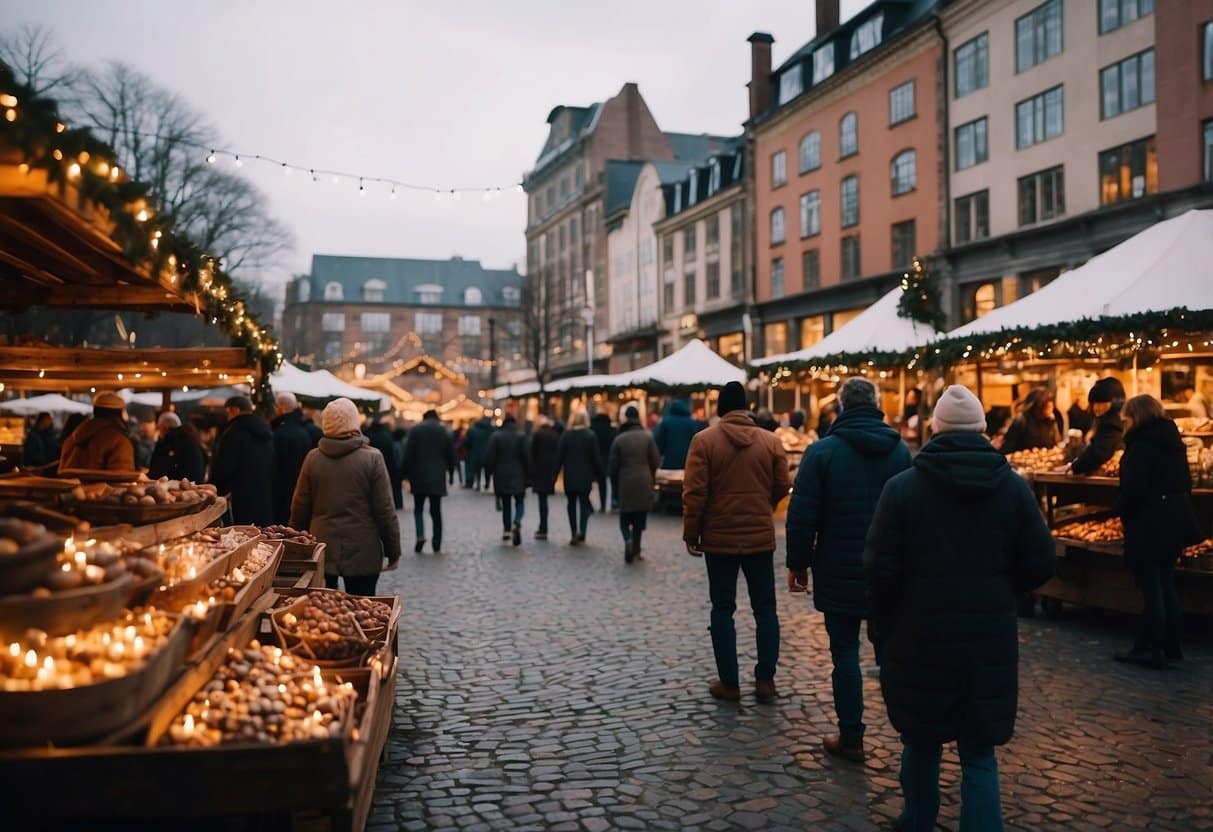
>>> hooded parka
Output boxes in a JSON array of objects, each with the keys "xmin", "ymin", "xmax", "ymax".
[
  {"xmin": 59, "ymin": 415, "xmax": 134, "ymax": 472},
  {"xmin": 608, "ymin": 420, "xmax": 660, "ymax": 513}
]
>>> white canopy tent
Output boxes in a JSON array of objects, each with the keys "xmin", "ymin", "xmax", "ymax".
[
  {"xmin": 948, "ymin": 209, "xmax": 1213, "ymax": 340},
  {"xmin": 269, "ymin": 362, "xmax": 391, "ymax": 411},
  {"xmin": 0, "ymin": 393, "xmax": 92, "ymax": 416},
  {"xmin": 751, "ymin": 287, "xmax": 939, "ymax": 370}
]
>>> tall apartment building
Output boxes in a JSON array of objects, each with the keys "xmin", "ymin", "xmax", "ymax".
[
  {"xmin": 940, "ymin": 0, "xmax": 1213, "ymax": 324},
  {"xmin": 523, "ymin": 83, "xmax": 728, "ymax": 378},
  {"xmin": 746, "ymin": 0, "xmax": 945, "ymax": 358}
]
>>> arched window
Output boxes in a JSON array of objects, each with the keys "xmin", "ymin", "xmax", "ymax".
[
  {"xmin": 840, "ymin": 112, "xmax": 858, "ymax": 158},
  {"xmin": 296, "ymin": 278, "xmax": 311, "ymax": 303},
  {"xmin": 323, "ymin": 281, "xmax": 343, "ymax": 301},
  {"xmin": 799, "ymin": 131, "xmax": 821, "ymax": 173},
  {"xmin": 464, "ymin": 287, "xmax": 483, "ymax": 305},
  {"xmin": 891, "ymin": 150, "xmax": 917, "ymax": 195},
  {"xmin": 362, "ymin": 279, "xmax": 386, "ymax": 302}
]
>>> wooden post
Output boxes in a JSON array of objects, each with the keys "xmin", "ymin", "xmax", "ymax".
[
  {"xmin": 793, "ymin": 379, "xmax": 801, "ymax": 412},
  {"xmin": 975, "ymin": 362, "xmax": 984, "ymax": 404},
  {"xmin": 161, "ymin": 389, "xmax": 172, "ymax": 414},
  {"xmin": 1131, "ymin": 352, "xmax": 1139, "ymax": 396}
]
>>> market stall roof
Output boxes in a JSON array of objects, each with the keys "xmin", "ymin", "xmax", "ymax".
[
  {"xmin": 268, "ymin": 362, "xmax": 390, "ymax": 411},
  {"xmin": 0, "ymin": 392, "xmax": 92, "ymax": 415},
  {"xmin": 0, "ymin": 345, "xmax": 254, "ymax": 392},
  {"xmin": 936, "ymin": 209, "xmax": 1213, "ymax": 363},
  {"xmin": 751, "ymin": 287, "xmax": 939, "ymax": 371}
]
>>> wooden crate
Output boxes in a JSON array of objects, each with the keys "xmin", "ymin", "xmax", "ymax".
[
  {"xmin": 0, "ymin": 572, "xmax": 134, "ymax": 638},
  {"xmin": 215, "ymin": 542, "xmax": 283, "ymax": 629},
  {"xmin": 89, "ymin": 497, "xmax": 228, "ymax": 548}
]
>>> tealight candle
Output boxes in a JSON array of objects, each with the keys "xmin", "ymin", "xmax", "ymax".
[
  {"xmin": 23, "ymin": 650, "xmax": 36, "ymax": 669},
  {"xmin": 8, "ymin": 643, "xmax": 18, "ymax": 659}
]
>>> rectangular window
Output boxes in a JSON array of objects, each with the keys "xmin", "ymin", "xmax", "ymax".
[
  {"xmin": 802, "ymin": 250, "xmax": 820, "ymax": 291},
  {"xmin": 954, "ymin": 190, "xmax": 990, "ymax": 244},
  {"xmin": 663, "ymin": 264, "xmax": 675, "ymax": 317},
  {"xmin": 683, "ymin": 227, "xmax": 697, "ymax": 261},
  {"xmin": 955, "ymin": 117, "xmax": 989, "ymax": 170},
  {"xmin": 546, "ymin": 185, "xmax": 555, "ymax": 210},
  {"xmin": 731, "ymin": 203, "xmax": 744, "ymax": 297},
  {"xmin": 706, "ymin": 262, "xmax": 721, "ymax": 300},
  {"xmin": 841, "ymin": 236, "xmax": 861, "ymax": 281},
  {"xmin": 457, "ymin": 315, "xmax": 481, "ymax": 336},
  {"xmin": 1100, "ymin": 0, "xmax": 1153, "ymax": 34},
  {"xmin": 684, "ymin": 269, "xmax": 697, "ymax": 308},
  {"xmin": 840, "ymin": 176, "xmax": 859, "ymax": 228},
  {"xmin": 772, "ymin": 151, "xmax": 787, "ymax": 187},
  {"xmin": 813, "ymin": 44, "xmax": 835, "ymax": 84},
  {"xmin": 771, "ymin": 207, "xmax": 786, "ymax": 245},
  {"xmin": 954, "ymin": 33, "xmax": 989, "ymax": 98},
  {"xmin": 764, "ymin": 321, "xmax": 788, "ymax": 356},
  {"xmin": 706, "ymin": 215, "xmax": 720, "ymax": 247},
  {"xmin": 891, "ymin": 220, "xmax": 916, "ymax": 271},
  {"xmin": 850, "ymin": 13, "xmax": 884, "ymax": 59},
  {"xmin": 415, "ymin": 312, "xmax": 443, "ymax": 334},
  {"xmin": 799, "ymin": 132, "xmax": 821, "ymax": 173},
  {"xmin": 1099, "ymin": 136, "xmax": 1158, "ymax": 205},
  {"xmin": 559, "ymin": 176, "xmax": 569, "ymax": 198},
  {"xmin": 799, "ymin": 190, "xmax": 821, "ymax": 238},
  {"xmin": 801, "ymin": 315, "xmax": 825, "ymax": 348},
  {"xmin": 1018, "ymin": 166, "xmax": 1066, "ymax": 226},
  {"xmin": 360, "ymin": 312, "xmax": 390, "ymax": 332},
  {"xmin": 462, "ymin": 334, "xmax": 481, "ymax": 358},
  {"xmin": 1205, "ymin": 22, "xmax": 1213, "ymax": 81},
  {"xmin": 1016, "ymin": 0, "xmax": 1064, "ymax": 73},
  {"xmin": 1101, "ymin": 49, "xmax": 1155, "ymax": 119},
  {"xmin": 889, "ymin": 81, "xmax": 915, "ymax": 125},
  {"xmin": 961, "ymin": 282, "xmax": 1001, "ymax": 324},
  {"xmin": 321, "ymin": 313, "xmax": 345, "ymax": 332},
  {"xmin": 574, "ymin": 164, "xmax": 584, "ymax": 190},
  {"xmin": 1015, "ymin": 85, "xmax": 1064, "ymax": 149},
  {"xmin": 779, "ymin": 67, "xmax": 803, "ymax": 104},
  {"xmin": 1204, "ymin": 120, "xmax": 1213, "ymax": 181},
  {"xmin": 771, "ymin": 258, "xmax": 785, "ymax": 299}
]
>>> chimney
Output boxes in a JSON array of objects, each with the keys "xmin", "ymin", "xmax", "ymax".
[
  {"xmin": 816, "ymin": 0, "xmax": 840, "ymax": 36},
  {"xmin": 747, "ymin": 32, "xmax": 774, "ymax": 120},
  {"xmin": 621, "ymin": 82, "xmax": 643, "ymax": 156}
]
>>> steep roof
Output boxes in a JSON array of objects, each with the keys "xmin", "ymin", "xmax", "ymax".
[
  {"xmin": 305, "ymin": 255, "xmax": 522, "ymax": 307},
  {"xmin": 604, "ymin": 160, "xmax": 647, "ymax": 217},
  {"xmin": 664, "ymin": 132, "xmax": 734, "ymax": 162},
  {"xmin": 531, "ymin": 103, "xmax": 603, "ymax": 172},
  {"xmin": 662, "ymin": 135, "xmax": 746, "ymax": 219}
]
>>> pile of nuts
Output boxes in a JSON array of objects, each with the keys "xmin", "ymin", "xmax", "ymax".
[
  {"xmin": 151, "ymin": 528, "xmax": 252, "ymax": 586},
  {"xmin": 0, "ymin": 518, "xmax": 56, "ymax": 558},
  {"xmin": 260, "ymin": 526, "xmax": 319, "ymax": 546},
  {"xmin": 27, "ymin": 537, "xmax": 154, "ymax": 596},
  {"xmin": 161, "ymin": 641, "xmax": 356, "ymax": 747},
  {"xmin": 70, "ymin": 478, "xmax": 217, "ymax": 507},
  {"xmin": 1096, "ymin": 450, "xmax": 1124, "ymax": 479},
  {"xmin": 275, "ymin": 591, "xmax": 391, "ymax": 662},
  {"xmin": 1181, "ymin": 539, "xmax": 1213, "ymax": 559},
  {"xmin": 1006, "ymin": 447, "xmax": 1067, "ymax": 474},
  {"xmin": 1054, "ymin": 516, "xmax": 1124, "ymax": 543},
  {"xmin": 0, "ymin": 611, "xmax": 176, "ymax": 691},
  {"xmin": 205, "ymin": 543, "xmax": 277, "ymax": 602}
]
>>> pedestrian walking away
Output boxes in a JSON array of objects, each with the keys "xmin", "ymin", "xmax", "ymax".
[
  {"xmin": 148, "ymin": 412, "xmax": 206, "ymax": 483},
  {"xmin": 367, "ymin": 416, "xmax": 404, "ymax": 510},
  {"xmin": 209, "ymin": 395, "xmax": 275, "ymax": 526},
  {"xmin": 484, "ymin": 414, "xmax": 529, "ymax": 545},
  {"xmin": 654, "ymin": 398, "xmax": 702, "ymax": 471},
  {"xmin": 270, "ymin": 392, "xmax": 316, "ymax": 525},
  {"xmin": 59, "ymin": 391, "xmax": 136, "ymax": 473},
  {"xmin": 556, "ymin": 410, "xmax": 604, "ymax": 545},
  {"xmin": 21, "ymin": 412, "xmax": 59, "ymax": 470},
  {"xmin": 290, "ymin": 398, "xmax": 402, "ymax": 596},
  {"xmin": 1112, "ymin": 395, "xmax": 1204, "ymax": 669},
  {"xmin": 608, "ymin": 405, "xmax": 660, "ymax": 563},
  {"xmin": 683, "ymin": 380, "xmax": 789, "ymax": 704},
  {"xmin": 529, "ymin": 416, "xmax": 560, "ymax": 540},
  {"xmin": 401, "ymin": 409, "xmax": 458, "ymax": 554},
  {"xmin": 590, "ymin": 411, "xmax": 617, "ymax": 511},
  {"xmin": 864, "ymin": 385, "xmax": 1055, "ymax": 832},
  {"xmin": 464, "ymin": 413, "xmax": 494, "ymax": 490},
  {"xmin": 786, "ymin": 377, "xmax": 911, "ymax": 763}
]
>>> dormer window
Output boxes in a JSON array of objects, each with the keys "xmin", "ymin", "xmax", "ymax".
[
  {"xmin": 324, "ymin": 281, "xmax": 344, "ymax": 301},
  {"xmin": 673, "ymin": 183, "xmax": 683, "ymax": 213},
  {"xmin": 778, "ymin": 66, "xmax": 803, "ymax": 105},
  {"xmin": 502, "ymin": 286, "xmax": 521, "ymax": 307},
  {"xmin": 362, "ymin": 279, "xmax": 386, "ymax": 302},
  {"xmin": 708, "ymin": 160, "xmax": 721, "ymax": 195},
  {"xmin": 813, "ymin": 44, "xmax": 835, "ymax": 83},
  {"xmin": 464, "ymin": 287, "xmax": 483, "ymax": 305},
  {"xmin": 296, "ymin": 279, "xmax": 311, "ymax": 303},
  {"xmin": 850, "ymin": 13, "xmax": 884, "ymax": 60},
  {"xmin": 688, "ymin": 169, "xmax": 699, "ymax": 207},
  {"xmin": 415, "ymin": 284, "xmax": 443, "ymax": 305}
]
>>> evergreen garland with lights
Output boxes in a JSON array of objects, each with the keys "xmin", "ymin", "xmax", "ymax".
[{"xmin": 896, "ymin": 255, "xmax": 946, "ymax": 331}]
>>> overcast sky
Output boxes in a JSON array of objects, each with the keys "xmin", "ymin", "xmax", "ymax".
[{"xmin": 14, "ymin": 1, "xmax": 866, "ymax": 289}]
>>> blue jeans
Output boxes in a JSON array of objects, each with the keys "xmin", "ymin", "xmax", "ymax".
[
  {"xmin": 824, "ymin": 612, "xmax": 864, "ymax": 741},
  {"xmin": 900, "ymin": 737, "xmax": 1003, "ymax": 832},
  {"xmin": 704, "ymin": 552, "xmax": 779, "ymax": 687},
  {"xmin": 499, "ymin": 494, "xmax": 525, "ymax": 532},
  {"xmin": 414, "ymin": 494, "xmax": 442, "ymax": 547}
]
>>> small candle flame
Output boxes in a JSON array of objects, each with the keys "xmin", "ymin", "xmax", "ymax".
[{"xmin": 23, "ymin": 650, "xmax": 36, "ymax": 669}]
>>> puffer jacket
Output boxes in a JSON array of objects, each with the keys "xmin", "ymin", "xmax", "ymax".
[
  {"xmin": 863, "ymin": 431, "xmax": 1055, "ymax": 747},
  {"xmin": 682, "ymin": 411, "xmax": 790, "ymax": 555},
  {"xmin": 786, "ymin": 405, "xmax": 912, "ymax": 615},
  {"xmin": 608, "ymin": 420, "xmax": 660, "ymax": 513},
  {"xmin": 290, "ymin": 435, "xmax": 402, "ymax": 577},
  {"xmin": 59, "ymin": 416, "xmax": 135, "ymax": 472},
  {"xmin": 654, "ymin": 399, "xmax": 702, "ymax": 469}
]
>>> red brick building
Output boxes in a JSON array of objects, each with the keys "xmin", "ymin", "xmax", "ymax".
[{"xmin": 1155, "ymin": 0, "xmax": 1213, "ymax": 189}]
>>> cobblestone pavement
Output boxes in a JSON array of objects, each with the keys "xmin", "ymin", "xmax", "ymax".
[{"xmin": 371, "ymin": 488, "xmax": 1213, "ymax": 832}]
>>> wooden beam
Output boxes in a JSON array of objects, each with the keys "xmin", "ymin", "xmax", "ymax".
[
  {"xmin": 0, "ymin": 373, "xmax": 252, "ymax": 392},
  {"xmin": 0, "ymin": 214, "xmax": 108, "ymax": 285},
  {"xmin": 0, "ymin": 345, "xmax": 249, "ymax": 373}
]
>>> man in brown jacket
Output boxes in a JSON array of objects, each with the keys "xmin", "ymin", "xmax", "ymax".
[
  {"xmin": 59, "ymin": 390, "xmax": 135, "ymax": 472},
  {"xmin": 684, "ymin": 380, "xmax": 790, "ymax": 703}
]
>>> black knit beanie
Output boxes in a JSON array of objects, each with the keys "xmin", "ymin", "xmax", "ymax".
[{"xmin": 717, "ymin": 381, "xmax": 747, "ymax": 416}]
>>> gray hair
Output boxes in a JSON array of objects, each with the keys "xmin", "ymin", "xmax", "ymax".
[
  {"xmin": 838, "ymin": 377, "xmax": 878, "ymax": 411},
  {"xmin": 275, "ymin": 391, "xmax": 299, "ymax": 411},
  {"xmin": 157, "ymin": 412, "xmax": 182, "ymax": 429}
]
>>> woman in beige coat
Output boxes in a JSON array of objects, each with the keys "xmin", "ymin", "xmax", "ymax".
[{"xmin": 290, "ymin": 398, "xmax": 402, "ymax": 595}]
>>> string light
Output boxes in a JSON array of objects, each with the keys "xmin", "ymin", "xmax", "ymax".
[{"xmin": 206, "ymin": 151, "xmax": 216, "ymax": 164}]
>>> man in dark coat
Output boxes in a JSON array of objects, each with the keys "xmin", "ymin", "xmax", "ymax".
[
  {"xmin": 864, "ymin": 385, "xmax": 1055, "ymax": 831},
  {"xmin": 367, "ymin": 417, "xmax": 403, "ymax": 510},
  {"xmin": 528, "ymin": 416, "xmax": 560, "ymax": 540},
  {"xmin": 1070, "ymin": 377, "xmax": 1125, "ymax": 475},
  {"xmin": 590, "ymin": 412, "xmax": 617, "ymax": 511},
  {"xmin": 401, "ymin": 410, "xmax": 457, "ymax": 553},
  {"xmin": 22, "ymin": 412, "xmax": 58, "ymax": 469},
  {"xmin": 210, "ymin": 395, "xmax": 275, "ymax": 525},
  {"xmin": 148, "ymin": 412, "xmax": 206, "ymax": 483},
  {"xmin": 654, "ymin": 399, "xmax": 701, "ymax": 470},
  {"xmin": 271, "ymin": 392, "xmax": 318, "ymax": 524},
  {"xmin": 485, "ymin": 415, "xmax": 529, "ymax": 545},
  {"xmin": 464, "ymin": 415, "xmax": 494, "ymax": 489},
  {"xmin": 786, "ymin": 378, "xmax": 912, "ymax": 762}
]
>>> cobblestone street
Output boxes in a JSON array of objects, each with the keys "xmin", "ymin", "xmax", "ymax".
[{"xmin": 370, "ymin": 488, "xmax": 1213, "ymax": 832}]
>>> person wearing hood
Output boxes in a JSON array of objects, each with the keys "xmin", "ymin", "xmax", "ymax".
[
  {"xmin": 683, "ymin": 381, "xmax": 790, "ymax": 704},
  {"xmin": 210, "ymin": 395, "xmax": 275, "ymax": 526},
  {"xmin": 1000, "ymin": 387, "xmax": 1060, "ymax": 454},
  {"xmin": 786, "ymin": 378, "xmax": 912, "ymax": 763},
  {"xmin": 464, "ymin": 414, "xmax": 494, "ymax": 490},
  {"xmin": 367, "ymin": 416, "xmax": 403, "ymax": 510},
  {"xmin": 1113, "ymin": 395, "xmax": 1203, "ymax": 668},
  {"xmin": 1070, "ymin": 377, "xmax": 1126, "ymax": 475},
  {"xmin": 484, "ymin": 414, "xmax": 529, "ymax": 545},
  {"xmin": 401, "ymin": 410, "xmax": 457, "ymax": 553},
  {"xmin": 148, "ymin": 412, "xmax": 206, "ymax": 483},
  {"xmin": 864, "ymin": 385, "xmax": 1055, "ymax": 832},
  {"xmin": 59, "ymin": 391, "xmax": 135, "ymax": 472},
  {"xmin": 528, "ymin": 416, "xmax": 560, "ymax": 540},
  {"xmin": 22, "ymin": 412, "xmax": 59, "ymax": 469},
  {"xmin": 590, "ymin": 412, "xmax": 618, "ymax": 511},
  {"xmin": 290, "ymin": 398, "xmax": 401, "ymax": 595},
  {"xmin": 654, "ymin": 399, "xmax": 702, "ymax": 470},
  {"xmin": 271, "ymin": 392, "xmax": 317, "ymax": 525},
  {"xmin": 608, "ymin": 406, "xmax": 660, "ymax": 563}
]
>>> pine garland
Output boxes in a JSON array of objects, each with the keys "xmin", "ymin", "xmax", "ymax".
[{"xmin": 896, "ymin": 255, "xmax": 946, "ymax": 331}]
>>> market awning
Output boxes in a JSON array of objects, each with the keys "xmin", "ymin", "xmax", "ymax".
[
  {"xmin": 0, "ymin": 392, "xmax": 92, "ymax": 415},
  {"xmin": 268, "ymin": 361, "xmax": 391, "ymax": 411},
  {"xmin": 751, "ymin": 287, "xmax": 939, "ymax": 372}
]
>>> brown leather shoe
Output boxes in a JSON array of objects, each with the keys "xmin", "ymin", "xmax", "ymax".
[
  {"xmin": 822, "ymin": 734, "xmax": 865, "ymax": 762},
  {"xmin": 708, "ymin": 680, "xmax": 741, "ymax": 702},
  {"xmin": 754, "ymin": 679, "xmax": 777, "ymax": 703}
]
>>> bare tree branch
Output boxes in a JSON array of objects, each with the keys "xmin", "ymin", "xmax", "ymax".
[{"xmin": 0, "ymin": 24, "xmax": 81, "ymax": 99}]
